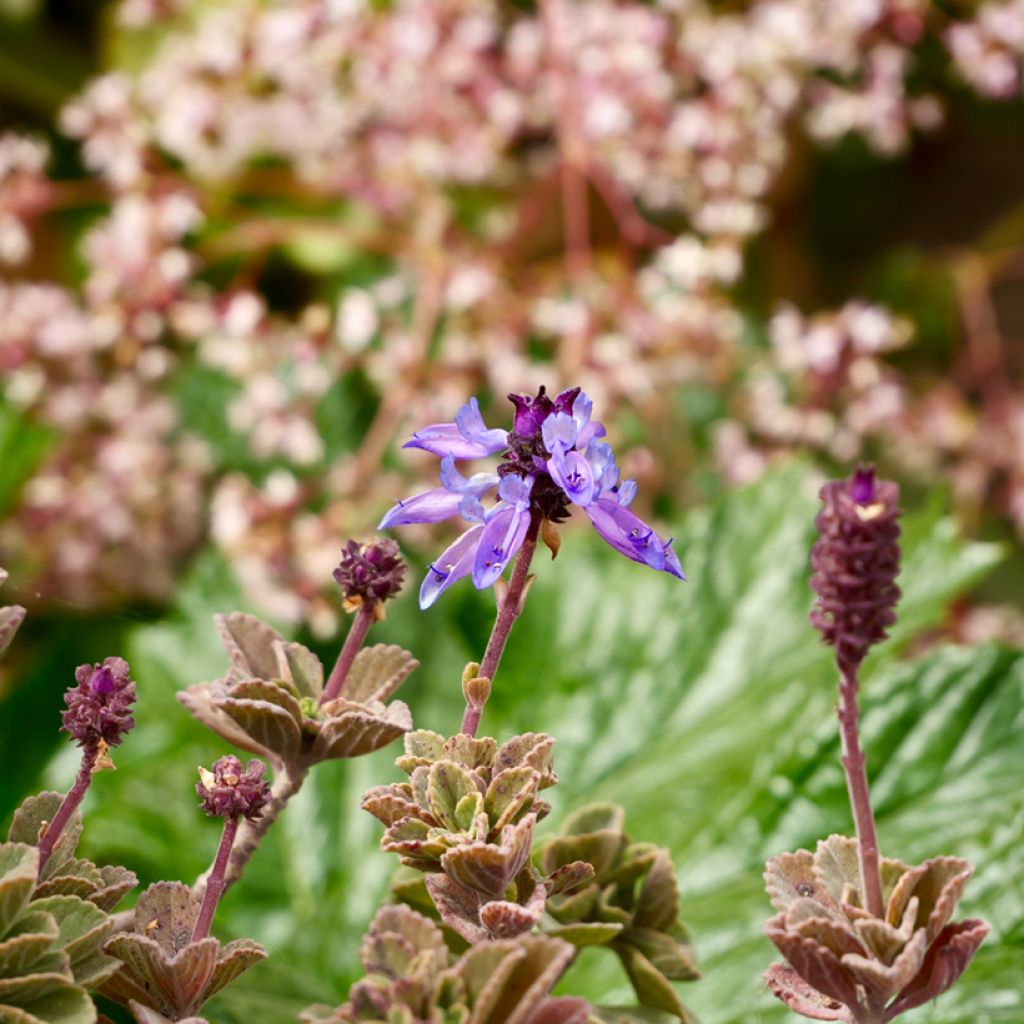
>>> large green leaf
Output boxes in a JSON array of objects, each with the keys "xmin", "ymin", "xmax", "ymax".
[{"xmin": 35, "ymin": 464, "xmax": 1017, "ymax": 1024}]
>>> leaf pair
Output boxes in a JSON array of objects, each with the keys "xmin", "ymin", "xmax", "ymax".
[
  {"xmin": 179, "ymin": 612, "xmax": 417, "ymax": 768},
  {"xmin": 100, "ymin": 882, "xmax": 265, "ymax": 1024}
]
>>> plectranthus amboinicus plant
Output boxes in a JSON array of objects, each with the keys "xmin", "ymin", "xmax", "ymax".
[
  {"xmin": 381, "ymin": 385, "xmax": 684, "ymax": 734},
  {"xmin": 763, "ymin": 467, "xmax": 988, "ymax": 1023},
  {"xmin": 38, "ymin": 657, "xmax": 137, "ymax": 875}
]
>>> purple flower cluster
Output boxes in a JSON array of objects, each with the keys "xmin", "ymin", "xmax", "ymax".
[
  {"xmin": 61, "ymin": 657, "xmax": 137, "ymax": 748},
  {"xmin": 197, "ymin": 755, "xmax": 271, "ymax": 820},
  {"xmin": 381, "ymin": 387, "xmax": 684, "ymax": 608}
]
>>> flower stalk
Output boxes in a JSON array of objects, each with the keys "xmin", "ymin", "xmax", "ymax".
[
  {"xmin": 462, "ymin": 511, "xmax": 542, "ymax": 737},
  {"xmin": 192, "ymin": 816, "xmax": 239, "ymax": 942},
  {"xmin": 809, "ymin": 466, "xmax": 900, "ymax": 915},
  {"xmin": 837, "ymin": 662, "xmax": 884, "ymax": 919},
  {"xmin": 37, "ymin": 744, "xmax": 98, "ymax": 876},
  {"xmin": 322, "ymin": 602, "xmax": 376, "ymax": 704}
]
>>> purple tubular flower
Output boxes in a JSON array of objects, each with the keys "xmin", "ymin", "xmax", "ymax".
[
  {"xmin": 62, "ymin": 657, "xmax": 137, "ymax": 748},
  {"xmin": 404, "ymin": 398, "xmax": 509, "ymax": 459},
  {"xmin": 421, "ymin": 524, "xmax": 486, "ymax": 608},
  {"xmin": 473, "ymin": 476, "xmax": 534, "ymax": 589},
  {"xmin": 379, "ymin": 456, "xmax": 499, "ymax": 529},
  {"xmin": 585, "ymin": 498, "xmax": 686, "ymax": 579},
  {"xmin": 382, "ymin": 387, "xmax": 685, "ymax": 605}
]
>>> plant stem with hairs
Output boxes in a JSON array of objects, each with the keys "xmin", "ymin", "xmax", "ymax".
[
  {"xmin": 461, "ymin": 512, "xmax": 542, "ymax": 737},
  {"xmin": 322, "ymin": 603, "xmax": 375, "ymax": 704},
  {"xmin": 192, "ymin": 817, "xmax": 239, "ymax": 941},
  {"xmin": 837, "ymin": 660, "xmax": 884, "ymax": 919},
  {"xmin": 37, "ymin": 744, "xmax": 98, "ymax": 876}
]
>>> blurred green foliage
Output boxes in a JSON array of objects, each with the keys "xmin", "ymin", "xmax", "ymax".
[{"xmin": 4, "ymin": 464, "xmax": 1019, "ymax": 1023}]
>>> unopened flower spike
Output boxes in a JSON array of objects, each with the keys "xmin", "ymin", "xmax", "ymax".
[
  {"xmin": 763, "ymin": 466, "xmax": 987, "ymax": 1023},
  {"xmin": 38, "ymin": 657, "xmax": 137, "ymax": 874},
  {"xmin": 322, "ymin": 537, "xmax": 408, "ymax": 704},
  {"xmin": 193, "ymin": 755, "xmax": 271, "ymax": 941}
]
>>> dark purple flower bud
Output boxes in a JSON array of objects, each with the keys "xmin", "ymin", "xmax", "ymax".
[
  {"xmin": 61, "ymin": 657, "xmax": 137, "ymax": 748},
  {"xmin": 197, "ymin": 755, "xmax": 271, "ymax": 820},
  {"xmin": 810, "ymin": 465, "xmax": 901, "ymax": 670},
  {"xmin": 333, "ymin": 537, "xmax": 407, "ymax": 608},
  {"xmin": 508, "ymin": 385, "xmax": 579, "ymax": 438}
]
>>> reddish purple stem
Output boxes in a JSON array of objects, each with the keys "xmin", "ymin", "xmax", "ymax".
[
  {"xmin": 321, "ymin": 601, "xmax": 375, "ymax": 704},
  {"xmin": 461, "ymin": 513, "xmax": 542, "ymax": 737},
  {"xmin": 838, "ymin": 661, "xmax": 885, "ymax": 919},
  {"xmin": 192, "ymin": 816, "xmax": 239, "ymax": 942},
  {"xmin": 37, "ymin": 744, "xmax": 98, "ymax": 877}
]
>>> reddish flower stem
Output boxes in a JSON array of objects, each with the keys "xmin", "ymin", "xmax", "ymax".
[
  {"xmin": 461, "ymin": 513, "xmax": 542, "ymax": 737},
  {"xmin": 192, "ymin": 816, "xmax": 239, "ymax": 942},
  {"xmin": 37, "ymin": 744, "xmax": 98, "ymax": 877},
  {"xmin": 321, "ymin": 601, "xmax": 375, "ymax": 704},
  {"xmin": 837, "ymin": 661, "xmax": 885, "ymax": 919}
]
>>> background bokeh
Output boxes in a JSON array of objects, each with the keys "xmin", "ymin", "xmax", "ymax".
[{"xmin": 1, "ymin": 1, "xmax": 1023, "ymax": 1022}]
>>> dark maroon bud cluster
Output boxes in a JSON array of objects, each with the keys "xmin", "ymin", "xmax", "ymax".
[
  {"xmin": 333, "ymin": 537, "xmax": 407, "ymax": 607},
  {"xmin": 809, "ymin": 466, "xmax": 901, "ymax": 670},
  {"xmin": 197, "ymin": 755, "xmax": 271, "ymax": 820},
  {"xmin": 61, "ymin": 656, "xmax": 137, "ymax": 748}
]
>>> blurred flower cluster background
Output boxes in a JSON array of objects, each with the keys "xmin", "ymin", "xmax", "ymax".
[{"xmin": 1, "ymin": 1, "xmax": 1022, "ymax": 1022}]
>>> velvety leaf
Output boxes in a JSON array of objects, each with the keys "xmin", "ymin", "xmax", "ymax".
[
  {"xmin": 215, "ymin": 613, "xmax": 286, "ymax": 682},
  {"xmin": 90, "ymin": 865, "xmax": 138, "ymax": 913},
  {"xmin": 633, "ymin": 852, "xmax": 680, "ymax": 933},
  {"xmin": 5, "ymin": 984, "xmax": 98, "ymax": 1024},
  {"xmin": 763, "ymin": 917, "xmax": 860, "ymax": 1009},
  {"xmin": 428, "ymin": 762, "xmax": 483, "ymax": 833},
  {"xmin": 440, "ymin": 817, "xmax": 535, "ymax": 899},
  {"xmin": 543, "ymin": 861, "xmax": 595, "ymax": 897},
  {"xmin": 313, "ymin": 702, "xmax": 412, "ymax": 761},
  {"xmin": 0, "ymin": 909, "xmax": 60, "ymax": 976},
  {"xmin": 129, "ymin": 883, "xmax": 199, "ymax": 957},
  {"xmin": 425, "ymin": 875, "xmax": 486, "ymax": 946},
  {"xmin": 545, "ymin": 922, "xmax": 624, "ymax": 946},
  {"xmin": 0, "ymin": 842, "xmax": 39, "ymax": 934},
  {"xmin": 612, "ymin": 945, "xmax": 686, "ymax": 1018},
  {"xmin": 203, "ymin": 939, "xmax": 266, "ymax": 1001},
  {"xmin": 177, "ymin": 684, "xmax": 270, "ymax": 759},
  {"xmin": 217, "ymin": 697, "xmax": 303, "ymax": 759},
  {"xmin": 762, "ymin": 964, "xmax": 847, "ymax": 1021},
  {"xmin": 621, "ymin": 928, "xmax": 700, "ymax": 982},
  {"xmin": 484, "ymin": 767, "xmax": 539, "ymax": 834},
  {"xmin": 280, "ymin": 642, "xmax": 324, "ymax": 701},
  {"xmin": 343, "ymin": 645, "xmax": 418, "ymax": 704},
  {"xmin": 8, "ymin": 795, "xmax": 82, "ymax": 879},
  {"xmin": 524, "ymin": 997, "xmax": 590, "ymax": 1024},
  {"xmin": 888, "ymin": 919, "xmax": 990, "ymax": 1017}
]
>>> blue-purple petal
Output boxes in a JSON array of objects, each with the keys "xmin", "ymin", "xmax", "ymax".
[
  {"xmin": 541, "ymin": 412, "xmax": 577, "ymax": 454},
  {"xmin": 439, "ymin": 455, "xmax": 499, "ymax": 497},
  {"xmin": 419, "ymin": 525, "xmax": 485, "ymax": 609},
  {"xmin": 455, "ymin": 398, "xmax": 509, "ymax": 453},
  {"xmin": 404, "ymin": 422, "xmax": 506, "ymax": 460},
  {"xmin": 498, "ymin": 473, "xmax": 534, "ymax": 508},
  {"xmin": 473, "ymin": 504, "xmax": 531, "ymax": 589},
  {"xmin": 549, "ymin": 448, "xmax": 596, "ymax": 507},
  {"xmin": 584, "ymin": 497, "xmax": 685, "ymax": 579},
  {"xmin": 379, "ymin": 488, "xmax": 462, "ymax": 529}
]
